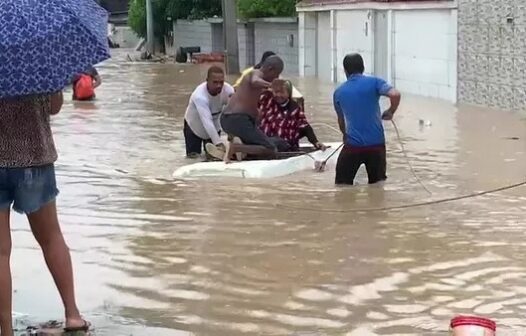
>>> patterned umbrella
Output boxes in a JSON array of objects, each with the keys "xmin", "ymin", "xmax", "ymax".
[{"xmin": 0, "ymin": 0, "xmax": 111, "ymax": 99}]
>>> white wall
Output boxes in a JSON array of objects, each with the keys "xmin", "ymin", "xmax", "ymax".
[
  {"xmin": 316, "ymin": 12, "xmax": 332, "ymax": 81},
  {"xmin": 173, "ymin": 20, "xmax": 213, "ymax": 53},
  {"xmin": 254, "ymin": 21, "xmax": 299, "ymax": 75},
  {"xmin": 299, "ymin": 12, "xmax": 317, "ymax": 77},
  {"xmin": 335, "ymin": 10, "xmax": 374, "ymax": 83},
  {"xmin": 393, "ymin": 9, "xmax": 457, "ymax": 101},
  {"xmin": 298, "ymin": 7, "xmax": 458, "ymax": 102}
]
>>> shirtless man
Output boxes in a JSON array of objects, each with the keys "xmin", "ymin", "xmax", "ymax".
[{"xmin": 206, "ymin": 55, "xmax": 284, "ymax": 163}]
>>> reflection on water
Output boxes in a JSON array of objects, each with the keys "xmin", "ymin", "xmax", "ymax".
[{"xmin": 10, "ymin": 51, "xmax": 526, "ymax": 335}]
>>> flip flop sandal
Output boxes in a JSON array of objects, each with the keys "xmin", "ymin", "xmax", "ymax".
[
  {"xmin": 205, "ymin": 143, "xmax": 226, "ymax": 160},
  {"xmin": 64, "ymin": 319, "xmax": 91, "ymax": 333}
]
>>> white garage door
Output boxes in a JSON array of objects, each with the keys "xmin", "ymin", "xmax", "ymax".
[{"xmin": 393, "ymin": 9, "xmax": 457, "ymax": 101}]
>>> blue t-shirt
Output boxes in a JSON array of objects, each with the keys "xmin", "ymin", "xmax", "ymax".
[{"xmin": 333, "ymin": 74, "xmax": 392, "ymax": 147}]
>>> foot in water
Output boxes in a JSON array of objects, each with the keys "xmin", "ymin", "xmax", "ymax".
[
  {"xmin": 205, "ymin": 143, "xmax": 226, "ymax": 161},
  {"xmin": 64, "ymin": 318, "xmax": 91, "ymax": 333}
]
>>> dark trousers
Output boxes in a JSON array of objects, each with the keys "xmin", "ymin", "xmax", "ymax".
[
  {"xmin": 183, "ymin": 120, "xmax": 213, "ymax": 156},
  {"xmin": 335, "ymin": 145, "xmax": 387, "ymax": 185}
]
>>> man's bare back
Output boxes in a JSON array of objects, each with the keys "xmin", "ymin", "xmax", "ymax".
[
  {"xmin": 206, "ymin": 55, "xmax": 284, "ymax": 163},
  {"xmin": 223, "ymin": 69, "xmax": 270, "ymax": 119}
]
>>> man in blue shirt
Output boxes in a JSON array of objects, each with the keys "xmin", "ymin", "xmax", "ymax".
[{"xmin": 333, "ymin": 53, "xmax": 401, "ymax": 185}]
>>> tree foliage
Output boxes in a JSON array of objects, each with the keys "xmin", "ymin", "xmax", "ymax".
[
  {"xmin": 237, "ymin": 0, "xmax": 298, "ymax": 19},
  {"xmin": 129, "ymin": 0, "xmax": 299, "ymax": 39},
  {"xmin": 129, "ymin": 0, "xmax": 221, "ymax": 38}
]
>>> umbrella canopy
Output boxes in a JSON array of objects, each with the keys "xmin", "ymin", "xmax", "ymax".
[{"xmin": 0, "ymin": 0, "xmax": 111, "ymax": 99}]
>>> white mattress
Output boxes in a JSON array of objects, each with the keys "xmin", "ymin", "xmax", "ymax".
[{"xmin": 173, "ymin": 142, "xmax": 342, "ymax": 179}]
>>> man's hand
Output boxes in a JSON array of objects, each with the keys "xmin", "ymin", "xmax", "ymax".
[
  {"xmin": 382, "ymin": 110, "xmax": 394, "ymax": 121},
  {"xmin": 315, "ymin": 142, "xmax": 328, "ymax": 151}
]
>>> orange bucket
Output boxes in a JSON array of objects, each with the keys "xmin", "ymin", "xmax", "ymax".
[{"xmin": 450, "ymin": 316, "xmax": 496, "ymax": 336}]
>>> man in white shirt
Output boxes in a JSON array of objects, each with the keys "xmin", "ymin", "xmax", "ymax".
[{"xmin": 184, "ymin": 66, "xmax": 234, "ymax": 158}]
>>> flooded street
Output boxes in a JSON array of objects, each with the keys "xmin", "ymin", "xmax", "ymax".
[{"xmin": 11, "ymin": 51, "xmax": 526, "ymax": 335}]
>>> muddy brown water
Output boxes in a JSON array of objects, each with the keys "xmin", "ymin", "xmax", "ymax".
[{"xmin": 11, "ymin": 51, "xmax": 526, "ymax": 335}]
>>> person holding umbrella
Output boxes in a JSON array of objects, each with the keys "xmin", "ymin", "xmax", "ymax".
[{"xmin": 0, "ymin": 0, "xmax": 111, "ymax": 334}]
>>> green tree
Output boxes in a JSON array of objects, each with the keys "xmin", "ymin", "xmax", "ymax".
[
  {"xmin": 129, "ymin": 0, "xmax": 221, "ymax": 38},
  {"xmin": 237, "ymin": 0, "xmax": 298, "ymax": 19}
]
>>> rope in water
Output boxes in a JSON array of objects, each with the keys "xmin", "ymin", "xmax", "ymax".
[
  {"xmin": 390, "ymin": 120, "xmax": 433, "ymax": 195},
  {"xmin": 311, "ymin": 121, "xmax": 432, "ymax": 194},
  {"xmin": 276, "ymin": 180, "xmax": 526, "ymax": 213}
]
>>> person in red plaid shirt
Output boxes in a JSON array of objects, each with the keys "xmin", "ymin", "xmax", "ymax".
[{"xmin": 259, "ymin": 79, "xmax": 326, "ymax": 152}]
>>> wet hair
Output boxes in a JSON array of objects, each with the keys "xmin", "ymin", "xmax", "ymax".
[
  {"xmin": 261, "ymin": 55, "xmax": 284, "ymax": 73},
  {"xmin": 343, "ymin": 53, "xmax": 365, "ymax": 76},
  {"xmin": 207, "ymin": 65, "xmax": 224, "ymax": 79},
  {"xmin": 254, "ymin": 51, "xmax": 276, "ymax": 69},
  {"xmin": 272, "ymin": 79, "xmax": 293, "ymax": 97}
]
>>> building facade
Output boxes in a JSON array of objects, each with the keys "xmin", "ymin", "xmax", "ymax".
[
  {"xmin": 297, "ymin": 0, "xmax": 458, "ymax": 102},
  {"xmin": 457, "ymin": 0, "xmax": 526, "ymax": 111}
]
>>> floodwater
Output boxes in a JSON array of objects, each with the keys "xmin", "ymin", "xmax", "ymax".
[{"xmin": 11, "ymin": 51, "xmax": 526, "ymax": 336}]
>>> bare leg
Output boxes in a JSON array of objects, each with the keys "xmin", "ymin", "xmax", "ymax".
[
  {"xmin": 0, "ymin": 209, "xmax": 13, "ymax": 336},
  {"xmin": 224, "ymin": 139, "xmax": 234, "ymax": 164},
  {"xmin": 226, "ymin": 143, "xmax": 276, "ymax": 164},
  {"xmin": 27, "ymin": 201, "xmax": 85, "ymax": 329}
]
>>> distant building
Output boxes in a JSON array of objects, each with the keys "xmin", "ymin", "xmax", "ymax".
[
  {"xmin": 98, "ymin": 0, "xmax": 139, "ymax": 48},
  {"xmin": 296, "ymin": 0, "xmax": 458, "ymax": 102},
  {"xmin": 99, "ymin": 0, "xmax": 129, "ymax": 26}
]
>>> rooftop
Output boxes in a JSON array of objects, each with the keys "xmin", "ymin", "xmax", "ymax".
[{"xmin": 297, "ymin": 0, "xmax": 452, "ymax": 7}]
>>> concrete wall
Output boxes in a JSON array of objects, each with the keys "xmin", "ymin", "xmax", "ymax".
[
  {"xmin": 299, "ymin": 12, "xmax": 317, "ymax": 77},
  {"xmin": 458, "ymin": 0, "xmax": 526, "ymax": 111},
  {"xmin": 173, "ymin": 20, "xmax": 214, "ymax": 53},
  {"xmin": 172, "ymin": 19, "xmax": 298, "ymax": 74},
  {"xmin": 254, "ymin": 20, "xmax": 299, "ymax": 75},
  {"xmin": 335, "ymin": 10, "xmax": 374, "ymax": 82},
  {"xmin": 238, "ymin": 23, "xmax": 256, "ymax": 70},
  {"xmin": 394, "ymin": 9, "xmax": 457, "ymax": 101}
]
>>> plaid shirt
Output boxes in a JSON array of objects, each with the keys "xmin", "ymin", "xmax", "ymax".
[{"xmin": 258, "ymin": 91, "xmax": 309, "ymax": 149}]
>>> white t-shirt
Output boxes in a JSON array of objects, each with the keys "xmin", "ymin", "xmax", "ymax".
[{"xmin": 184, "ymin": 82, "xmax": 234, "ymax": 145}]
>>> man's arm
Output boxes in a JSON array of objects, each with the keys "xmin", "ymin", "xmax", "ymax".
[
  {"xmin": 93, "ymin": 74, "xmax": 102, "ymax": 88},
  {"xmin": 381, "ymin": 88, "xmax": 401, "ymax": 120},
  {"xmin": 90, "ymin": 68, "xmax": 102, "ymax": 88},
  {"xmin": 376, "ymin": 78, "xmax": 401, "ymax": 120},
  {"xmin": 194, "ymin": 97, "xmax": 222, "ymax": 145},
  {"xmin": 333, "ymin": 93, "xmax": 346, "ymax": 136},
  {"xmin": 250, "ymin": 71, "xmax": 271, "ymax": 89},
  {"xmin": 49, "ymin": 91, "xmax": 63, "ymax": 115}
]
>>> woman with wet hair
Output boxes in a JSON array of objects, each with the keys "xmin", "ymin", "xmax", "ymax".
[
  {"xmin": 259, "ymin": 79, "xmax": 326, "ymax": 152},
  {"xmin": 234, "ymin": 51, "xmax": 304, "ymax": 107}
]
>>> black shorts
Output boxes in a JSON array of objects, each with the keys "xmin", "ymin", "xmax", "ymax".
[
  {"xmin": 220, "ymin": 113, "xmax": 276, "ymax": 150},
  {"xmin": 335, "ymin": 145, "xmax": 387, "ymax": 185},
  {"xmin": 183, "ymin": 120, "xmax": 214, "ymax": 156}
]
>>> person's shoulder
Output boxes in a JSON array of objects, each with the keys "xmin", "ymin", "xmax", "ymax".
[
  {"xmin": 362, "ymin": 74, "xmax": 386, "ymax": 84},
  {"xmin": 333, "ymin": 81, "xmax": 348, "ymax": 97},
  {"xmin": 191, "ymin": 82, "xmax": 209, "ymax": 99},
  {"xmin": 223, "ymin": 82, "xmax": 235, "ymax": 93}
]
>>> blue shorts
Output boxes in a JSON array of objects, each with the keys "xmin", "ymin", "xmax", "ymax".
[{"xmin": 0, "ymin": 164, "xmax": 59, "ymax": 214}]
